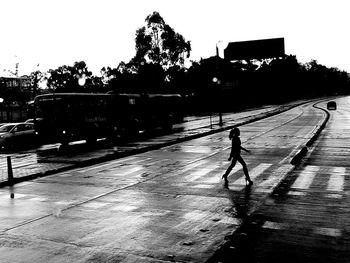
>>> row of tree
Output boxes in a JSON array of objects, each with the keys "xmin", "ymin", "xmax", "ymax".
[{"xmin": 3, "ymin": 11, "xmax": 350, "ymax": 113}]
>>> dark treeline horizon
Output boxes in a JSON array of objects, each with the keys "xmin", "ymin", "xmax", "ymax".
[{"xmin": 29, "ymin": 54, "xmax": 350, "ymax": 114}]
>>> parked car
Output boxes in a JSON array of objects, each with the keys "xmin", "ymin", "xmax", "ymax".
[
  {"xmin": 0, "ymin": 123, "xmax": 36, "ymax": 149},
  {"xmin": 327, "ymin": 101, "xmax": 337, "ymax": 110}
]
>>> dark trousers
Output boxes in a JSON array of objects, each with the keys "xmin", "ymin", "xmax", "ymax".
[{"xmin": 223, "ymin": 155, "xmax": 250, "ymax": 180}]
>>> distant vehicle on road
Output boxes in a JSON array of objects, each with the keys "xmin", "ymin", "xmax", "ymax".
[
  {"xmin": 327, "ymin": 101, "xmax": 337, "ymax": 110},
  {"xmin": 0, "ymin": 122, "xmax": 36, "ymax": 149},
  {"xmin": 33, "ymin": 93, "xmax": 183, "ymax": 145}
]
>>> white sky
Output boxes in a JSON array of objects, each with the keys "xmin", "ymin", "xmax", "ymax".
[{"xmin": 1, "ymin": 0, "xmax": 349, "ymax": 76}]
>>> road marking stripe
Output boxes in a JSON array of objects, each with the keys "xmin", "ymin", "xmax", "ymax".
[
  {"xmin": 117, "ymin": 166, "xmax": 143, "ymax": 176},
  {"xmin": 232, "ymin": 163, "xmax": 272, "ymax": 185},
  {"xmin": 111, "ymin": 204, "xmax": 137, "ymax": 212},
  {"xmin": 198, "ymin": 164, "xmax": 244, "ymax": 187},
  {"xmin": 187, "ymin": 165, "xmax": 218, "ymax": 182},
  {"xmin": 260, "ymin": 223, "xmax": 342, "ymax": 238},
  {"xmin": 249, "ymin": 163, "xmax": 272, "ymax": 180},
  {"xmin": 325, "ymin": 193, "xmax": 342, "ymax": 199},
  {"xmin": 181, "ymin": 160, "xmax": 208, "ymax": 173},
  {"xmin": 262, "ymin": 221, "xmax": 287, "ymax": 230},
  {"xmin": 202, "ymin": 177, "xmax": 222, "ymax": 184},
  {"xmin": 314, "ymin": 227, "xmax": 341, "ymax": 237},
  {"xmin": 203, "ymin": 168, "xmax": 235, "ymax": 184},
  {"xmin": 291, "ymin": 165, "xmax": 319, "ymax": 190},
  {"xmin": 78, "ymin": 156, "xmax": 139, "ymax": 172},
  {"xmin": 327, "ymin": 167, "xmax": 345, "ymax": 192},
  {"xmin": 81, "ymin": 202, "xmax": 108, "ymax": 209},
  {"xmin": 288, "ymin": 191, "xmax": 306, "ymax": 196},
  {"xmin": 226, "ymin": 165, "xmax": 243, "ymax": 178},
  {"xmin": 193, "ymin": 184, "xmax": 215, "ymax": 189},
  {"xmin": 258, "ymin": 164, "xmax": 292, "ymax": 187},
  {"xmin": 30, "ymin": 197, "xmax": 48, "ymax": 202}
]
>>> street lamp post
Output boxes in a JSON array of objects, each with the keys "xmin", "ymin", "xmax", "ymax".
[
  {"xmin": 216, "ymin": 41, "xmax": 223, "ymax": 127},
  {"xmin": 212, "ymin": 77, "xmax": 223, "ymax": 127}
]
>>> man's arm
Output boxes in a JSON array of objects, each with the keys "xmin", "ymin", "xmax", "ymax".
[{"xmin": 241, "ymin": 146, "xmax": 250, "ymax": 153}]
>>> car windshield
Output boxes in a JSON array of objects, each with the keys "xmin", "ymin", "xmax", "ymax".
[{"xmin": 0, "ymin": 124, "xmax": 15, "ymax": 132}]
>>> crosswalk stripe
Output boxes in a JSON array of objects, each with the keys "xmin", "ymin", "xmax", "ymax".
[
  {"xmin": 181, "ymin": 160, "xmax": 208, "ymax": 173},
  {"xmin": 260, "ymin": 221, "xmax": 342, "ymax": 238},
  {"xmin": 314, "ymin": 227, "xmax": 342, "ymax": 237},
  {"xmin": 291, "ymin": 165, "xmax": 319, "ymax": 190},
  {"xmin": 117, "ymin": 166, "xmax": 144, "ymax": 176},
  {"xmin": 202, "ymin": 166, "xmax": 232, "ymax": 183},
  {"xmin": 226, "ymin": 165, "xmax": 243, "ymax": 178},
  {"xmin": 258, "ymin": 164, "xmax": 292, "ymax": 188},
  {"xmin": 327, "ymin": 167, "xmax": 345, "ymax": 192},
  {"xmin": 232, "ymin": 163, "xmax": 272, "ymax": 185},
  {"xmin": 187, "ymin": 165, "xmax": 218, "ymax": 182}
]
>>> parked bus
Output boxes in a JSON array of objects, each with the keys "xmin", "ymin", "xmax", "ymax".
[{"xmin": 33, "ymin": 93, "xmax": 183, "ymax": 145}]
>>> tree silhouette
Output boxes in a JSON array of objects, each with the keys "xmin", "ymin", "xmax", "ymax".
[
  {"xmin": 105, "ymin": 11, "xmax": 192, "ymax": 93},
  {"xmin": 47, "ymin": 61, "xmax": 93, "ymax": 92},
  {"xmin": 29, "ymin": 70, "xmax": 44, "ymax": 98},
  {"xmin": 133, "ymin": 11, "xmax": 191, "ymax": 70}
]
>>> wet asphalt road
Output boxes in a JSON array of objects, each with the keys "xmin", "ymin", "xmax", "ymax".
[
  {"xmin": 211, "ymin": 97, "xmax": 350, "ymax": 263},
  {"xmin": 0, "ymin": 99, "xmax": 334, "ymax": 262},
  {"xmin": 0, "ymin": 105, "xmax": 295, "ymax": 184}
]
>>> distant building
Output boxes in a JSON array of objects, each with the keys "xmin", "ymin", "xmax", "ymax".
[
  {"xmin": 0, "ymin": 76, "xmax": 31, "ymax": 91},
  {"xmin": 0, "ymin": 76, "xmax": 32, "ymax": 121}
]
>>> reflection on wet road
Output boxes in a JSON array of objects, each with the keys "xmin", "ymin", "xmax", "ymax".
[
  {"xmin": 213, "ymin": 97, "xmax": 350, "ymax": 263},
  {"xmin": 0, "ymin": 105, "xmax": 291, "ymax": 184},
  {"xmin": 0, "ymin": 100, "xmax": 329, "ymax": 262}
]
